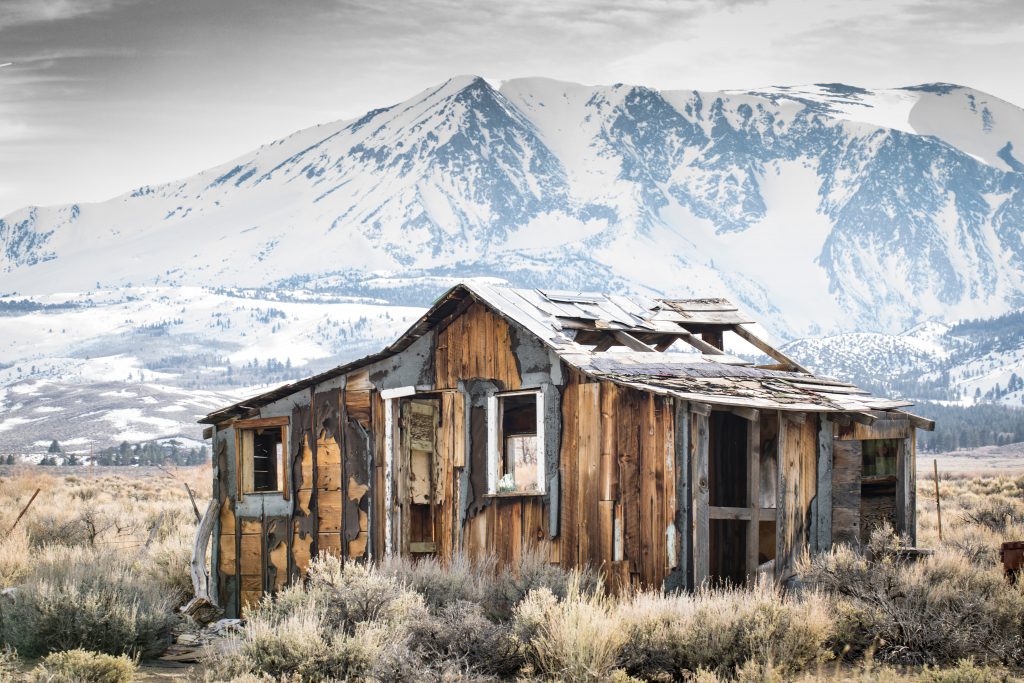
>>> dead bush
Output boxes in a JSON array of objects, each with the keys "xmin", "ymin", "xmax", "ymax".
[
  {"xmin": 514, "ymin": 577, "xmax": 623, "ymax": 683},
  {"xmin": 0, "ymin": 528, "xmax": 30, "ymax": 589},
  {"xmin": 381, "ymin": 554, "xmax": 482, "ymax": 610},
  {"xmin": 0, "ymin": 545, "xmax": 174, "ymax": 658},
  {"xmin": 483, "ymin": 545, "xmax": 598, "ymax": 621},
  {"xmin": 25, "ymin": 648, "xmax": 136, "ymax": 683},
  {"xmin": 920, "ymin": 659, "xmax": 1014, "ymax": 683},
  {"xmin": 801, "ymin": 528, "xmax": 1024, "ymax": 665},
  {"xmin": 407, "ymin": 599, "xmax": 525, "ymax": 677},
  {"xmin": 961, "ymin": 497, "xmax": 1024, "ymax": 532},
  {"xmin": 616, "ymin": 580, "xmax": 832, "ymax": 679}
]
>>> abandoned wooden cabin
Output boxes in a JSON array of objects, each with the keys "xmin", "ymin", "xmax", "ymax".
[{"xmin": 197, "ymin": 283, "xmax": 934, "ymax": 616}]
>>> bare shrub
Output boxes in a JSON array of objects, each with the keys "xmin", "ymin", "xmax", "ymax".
[
  {"xmin": 202, "ymin": 609, "xmax": 380, "ymax": 682},
  {"xmin": 0, "ymin": 528, "xmax": 30, "ymax": 589},
  {"xmin": 514, "ymin": 576, "xmax": 623, "ymax": 683},
  {"xmin": 142, "ymin": 525, "xmax": 194, "ymax": 606},
  {"xmin": 920, "ymin": 659, "xmax": 1014, "ymax": 683},
  {"xmin": 381, "ymin": 554, "xmax": 482, "ymax": 610},
  {"xmin": 961, "ymin": 497, "xmax": 1024, "ymax": 532},
  {"xmin": 407, "ymin": 599, "xmax": 524, "ymax": 677},
  {"xmin": 801, "ymin": 528, "xmax": 1024, "ymax": 665},
  {"xmin": 25, "ymin": 648, "xmax": 136, "ymax": 683},
  {"xmin": 615, "ymin": 580, "xmax": 832, "ymax": 680},
  {"xmin": 0, "ymin": 545, "xmax": 174, "ymax": 658},
  {"xmin": 483, "ymin": 545, "xmax": 598, "ymax": 621}
]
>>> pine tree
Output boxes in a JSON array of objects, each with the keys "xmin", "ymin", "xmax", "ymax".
[{"xmin": 47, "ymin": 439, "xmax": 61, "ymax": 454}]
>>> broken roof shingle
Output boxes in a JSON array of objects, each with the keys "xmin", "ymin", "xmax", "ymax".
[{"xmin": 201, "ymin": 282, "xmax": 915, "ymax": 423}]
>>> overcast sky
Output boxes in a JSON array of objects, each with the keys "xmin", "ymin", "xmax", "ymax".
[{"xmin": 1, "ymin": 0, "xmax": 1022, "ymax": 216}]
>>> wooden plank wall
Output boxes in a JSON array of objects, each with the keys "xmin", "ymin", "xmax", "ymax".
[
  {"xmin": 344, "ymin": 372, "xmax": 373, "ymax": 562},
  {"xmin": 314, "ymin": 389, "xmax": 344, "ymax": 560},
  {"xmin": 436, "ymin": 302, "xmax": 546, "ymax": 565},
  {"xmin": 831, "ymin": 439, "xmax": 862, "ymax": 547},
  {"xmin": 435, "ymin": 301, "xmax": 521, "ymax": 391},
  {"xmin": 559, "ymin": 374, "xmax": 677, "ymax": 589},
  {"xmin": 776, "ymin": 415, "xmax": 818, "ymax": 581}
]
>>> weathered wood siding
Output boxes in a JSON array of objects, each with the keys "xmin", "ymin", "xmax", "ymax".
[
  {"xmin": 776, "ymin": 414, "xmax": 818, "ymax": 582},
  {"xmin": 558, "ymin": 374, "xmax": 678, "ymax": 589},
  {"xmin": 435, "ymin": 301, "xmax": 521, "ymax": 391}
]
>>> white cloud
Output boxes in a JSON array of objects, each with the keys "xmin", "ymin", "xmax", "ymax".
[{"xmin": 0, "ymin": 0, "xmax": 139, "ymax": 30}]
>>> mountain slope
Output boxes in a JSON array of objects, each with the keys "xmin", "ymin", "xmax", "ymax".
[{"xmin": 3, "ymin": 76, "xmax": 1024, "ymax": 338}]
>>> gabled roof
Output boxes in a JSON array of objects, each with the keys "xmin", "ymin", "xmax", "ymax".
[{"xmin": 201, "ymin": 282, "xmax": 923, "ymax": 425}]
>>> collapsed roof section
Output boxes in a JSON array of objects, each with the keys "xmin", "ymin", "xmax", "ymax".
[{"xmin": 202, "ymin": 282, "xmax": 931, "ymax": 428}]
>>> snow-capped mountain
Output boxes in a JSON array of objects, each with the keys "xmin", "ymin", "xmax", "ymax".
[
  {"xmin": 2, "ymin": 75, "xmax": 1024, "ymax": 452},
  {"xmin": 3, "ymin": 76, "xmax": 1023, "ymax": 338}
]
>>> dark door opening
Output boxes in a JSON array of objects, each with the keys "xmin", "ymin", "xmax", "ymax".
[
  {"xmin": 401, "ymin": 397, "xmax": 440, "ymax": 555},
  {"xmin": 708, "ymin": 411, "xmax": 749, "ymax": 585}
]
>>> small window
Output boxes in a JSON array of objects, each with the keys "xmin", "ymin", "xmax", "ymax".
[
  {"xmin": 237, "ymin": 418, "xmax": 288, "ymax": 496},
  {"xmin": 862, "ymin": 439, "xmax": 898, "ymax": 477},
  {"xmin": 487, "ymin": 391, "xmax": 545, "ymax": 495}
]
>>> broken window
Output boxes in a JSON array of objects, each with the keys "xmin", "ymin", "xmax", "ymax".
[
  {"xmin": 487, "ymin": 391, "xmax": 545, "ymax": 494},
  {"xmin": 862, "ymin": 439, "xmax": 899, "ymax": 477},
  {"xmin": 237, "ymin": 418, "xmax": 288, "ymax": 496}
]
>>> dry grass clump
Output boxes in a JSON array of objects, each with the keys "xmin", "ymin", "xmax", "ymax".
[
  {"xmin": 615, "ymin": 579, "xmax": 833, "ymax": 680},
  {"xmin": 802, "ymin": 525, "xmax": 1024, "ymax": 666},
  {"xmin": 513, "ymin": 578, "xmax": 623, "ymax": 682},
  {"xmin": 0, "ymin": 467, "xmax": 208, "ymax": 661},
  {"xmin": 0, "ymin": 543, "xmax": 175, "ymax": 659},
  {"xmin": 24, "ymin": 648, "xmax": 136, "ymax": 683}
]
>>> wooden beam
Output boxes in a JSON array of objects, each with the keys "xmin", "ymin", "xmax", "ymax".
[
  {"xmin": 701, "ymin": 330, "xmax": 724, "ymax": 351},
  {"xmin": 732, "ymin": 325, "xmax": 811, "ymax": 373},
  {"xmin": 850, "ymin": 412, "xmax": 878, "ymax": 426},
  {"xmin": 730, "ymin": 407, "xmax": 759, "ymax": 422},
  {"xmin": 782, "ymin": 411, "xmax": 806, "ymax": 425},
  {"xmin": 707, "ymin": 506, "xmax": 777, "ymax": 522},
  {"xmin": 690, "ymin": 401, "xmax": 712, "ymax": 417},
  {"xmin": 678, "ymin": 331, "xmax": 725, "ymax": 355},
  {"xmin": 612, "ymin": 330, "xmax": 657, "ymax": 352},
  {"xmin": 902, "ymin": 411, "xmax": 936, "ymax": 431},
  {"xmin": 234, "ymin": 416, "xmax": 289, "ymax": 429},
  {"xmin": 202, "ymin": 426, "xmax": 214, "ymax": 440}
]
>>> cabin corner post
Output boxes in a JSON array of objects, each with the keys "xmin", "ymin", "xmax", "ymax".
[
  {"xmin": 665, "ymin": 398, "xmax": 691, "ymax": 591},
  {"xmin": 691, "ymin": 406, "xmax": 710, "ymax": 587},
  {"xmin": 899, "ymin": 431, "xmax": 916, "ymax": 546},
  {"xmin": 383, "ymin": 396, "xmax": 395, "ymax": 557},
  {"xmin": 745, "ymin": 412, "xmax": 761, "ymax": 583},
  {"xmin": 815, "ymin": 415, "xmax": 833, "ymax": 553}
]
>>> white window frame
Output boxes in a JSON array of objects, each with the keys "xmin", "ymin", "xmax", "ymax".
[{"xmin": 486, "ymin": 389, "xmax": 545, "ymax": 495}]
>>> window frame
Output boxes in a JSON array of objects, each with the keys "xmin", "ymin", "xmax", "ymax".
[
  {"xmin": 486, "ymin": 389, "xmax": 545, "ymax": 496},
  {"xmin": 235, "ymin": 416, "xmax": 290, "ymax": 500}
]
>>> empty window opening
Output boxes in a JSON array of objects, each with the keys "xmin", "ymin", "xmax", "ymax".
[
  {"xmin": 237, "ymin": 420, "xmax": 288, "ymax": 496},
  {"xmin": 861, "ymin": 439, "xmax": 899, "ymax": 544}
]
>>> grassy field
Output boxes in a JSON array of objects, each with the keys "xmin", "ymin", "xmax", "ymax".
[{"xmin": 0, "ymin": 461, "xmax": 1022, "ymax": 682}]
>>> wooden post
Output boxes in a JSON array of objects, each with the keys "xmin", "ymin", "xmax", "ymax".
[
  {"xmin": 599, "ymin": 382, "xmax": 619, "ymax": 501},
  {"xmin": 692, "ymin": 410, "xmax": 710, "ymax": 587},
  {"xmin": 816, "ymin": 416, "xmax": 833, "ymax": 552},
  {"xmin": 7, "ymin": 488, "xmax": 40, "ymax": 536},
  {"xmin": 184, "ymin": 483, "xmax": 202, "ymax": 522},
  {"xmin": 746, "ymin": 414, "xmax": 761, "ymax": 583},
  {"xmin": 933, "ymin": 459, "xmax": 942, "ymax": 543}
]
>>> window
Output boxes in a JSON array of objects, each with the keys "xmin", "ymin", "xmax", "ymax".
[
  {"xmin": 487, "ymin": 391, "xmax": 545, "ymax": 495},
  {"xmin": 236, "ymin": 417, "xmax": 289, "ymax": 496},
  {"xmin": 862, "ymin": 439, "xmax": 898, "ymax": 477}
]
